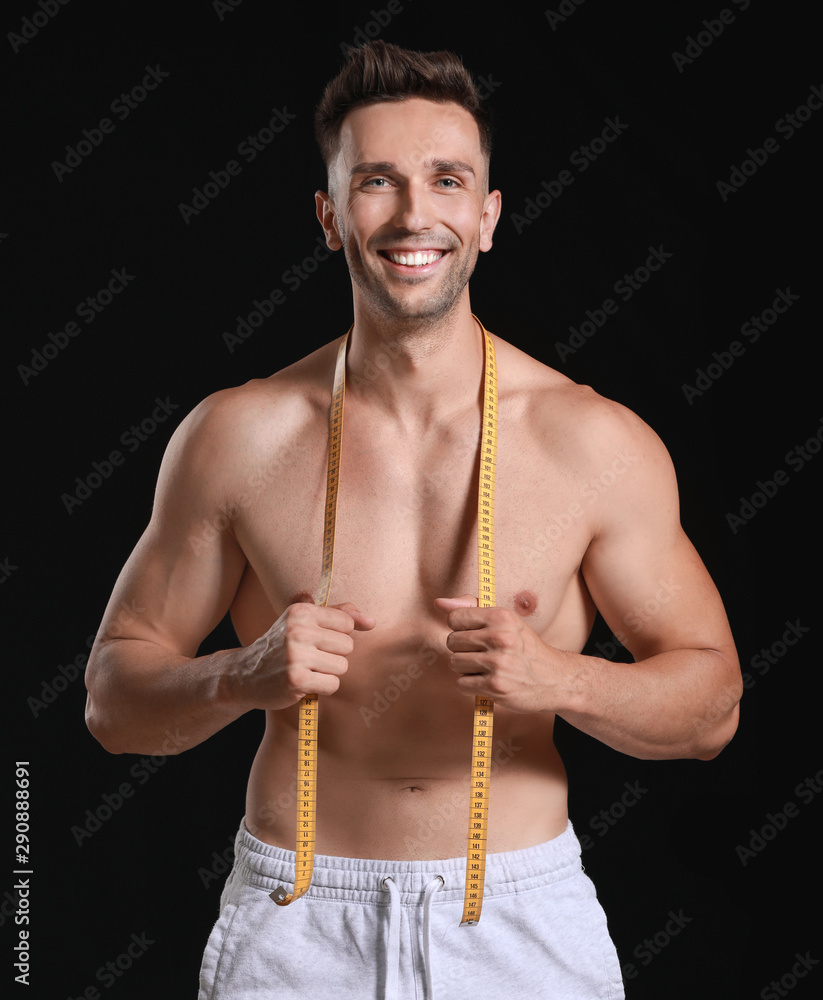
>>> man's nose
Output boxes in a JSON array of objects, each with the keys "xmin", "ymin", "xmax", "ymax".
[{"xmin": 392, "ymin": 181, "xmax": 434, "ymax": 232}]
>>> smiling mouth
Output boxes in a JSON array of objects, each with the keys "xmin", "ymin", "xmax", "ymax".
[{"xmin": 378, "ymin": 250, "xmax": 446, "ymax": 267}]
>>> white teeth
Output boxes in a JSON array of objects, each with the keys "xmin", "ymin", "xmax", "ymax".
[{"xmin": 386, "ymin": 251, "xmax": 443, "ymax": 266}]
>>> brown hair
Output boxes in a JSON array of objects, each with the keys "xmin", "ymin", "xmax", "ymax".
[{"xmin": 314, "ymin": 40, "xmax": 493, "ymax": 173}]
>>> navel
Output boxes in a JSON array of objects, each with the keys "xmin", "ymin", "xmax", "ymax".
[
  {"xmin": 398, "ymin": 780, "xmax": 428, "ymax": 793},
  {"xmin": 513, "ymin": 590, "xmax": 538, "ymax": 617}
]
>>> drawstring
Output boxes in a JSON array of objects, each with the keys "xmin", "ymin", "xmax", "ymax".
[
  {"xmin": 422, "ymin": 876, "xmax": 444, "ymax": 998},
  {"xmin": 382, "ymin": 876, "xmax": 401, "ymax": 1000},
  {"xmin": 382, "ymin": 874, "xmax": 444, "ymax": 999}
]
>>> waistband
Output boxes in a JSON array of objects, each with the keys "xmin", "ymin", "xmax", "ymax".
[{"xmin": 232, "ymin": 820, "xmax": 582, "ymax": 905}]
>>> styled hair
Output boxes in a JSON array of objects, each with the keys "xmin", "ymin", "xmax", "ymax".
[{"xmin": 314, "ymin": 40, "xmax": 493, "ymax": 172}]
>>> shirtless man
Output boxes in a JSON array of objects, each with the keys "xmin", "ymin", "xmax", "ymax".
[{"xmin": 85, "ymin": 41, "xmax": 742, "ymax": 1000}]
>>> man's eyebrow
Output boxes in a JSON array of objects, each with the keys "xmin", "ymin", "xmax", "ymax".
[
  {"xmin": 349, "ymin": 161, "xmax": 396, "ymax": 176},
  {"xmin": 427, "ymin": 159, "xmax": 476, "ymax": 175},
  {"xmin": 349, "ymin": 159, "xmax": 477, "ymax": 177}
]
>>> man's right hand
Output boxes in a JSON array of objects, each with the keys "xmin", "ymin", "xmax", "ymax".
[{"xmin": 233, "ymin": 602, "xmax": 376, "ymax": 711}]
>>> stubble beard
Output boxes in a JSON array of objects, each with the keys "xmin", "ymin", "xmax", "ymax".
[{"xmin": 342, "ymin": 233, "xmax": 480, "ymax": 330}]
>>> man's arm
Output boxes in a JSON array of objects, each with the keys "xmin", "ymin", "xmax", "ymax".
[
  {"xmin": 569, "ymin": 401, "xmax": 741, "ymax": 759},
  {"xmin": 85, "ymin": 389, "xmax": 372, "ymax": 756},
  {"xmin": 438, "ymin": 398, "xmax": 742, "ymax": 761}
]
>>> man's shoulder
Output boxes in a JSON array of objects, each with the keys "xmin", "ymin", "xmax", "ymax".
[
  {"xmin": 495, "ymin": 332, "xmax": 665, "ymax": 465},
  {"xmin": 160, "ymin": 339, "xmax": 343, "ymax": 486},
  {"xmin": 495, "ymin": 332, "xmax": 623, "ymax": 420},
  {"xmin": 182, "ymin": 339, "xmax": 341, "ymax": 441}
]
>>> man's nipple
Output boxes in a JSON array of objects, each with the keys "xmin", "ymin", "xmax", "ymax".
[
  {"xmin": 513, "ymin": 590, "xmax": 538, "ymax": 617},
  {"xmin": 287, "ymin": 590, "xmax": 315, "ymax": 607}
]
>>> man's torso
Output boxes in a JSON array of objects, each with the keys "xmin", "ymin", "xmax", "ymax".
[{"xmin": 217, "ymin": 333, "xmax": 611, "ymax": 859}]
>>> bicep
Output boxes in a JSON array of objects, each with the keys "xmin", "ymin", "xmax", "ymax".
[
  {"xmin": 92, "ymin": 401, "xmax": 248, "ymax": 659},
  {"xmin": 583, "ymin": 525, "xmax": 735, "ymax": 662},
  {"xmin": 580, "ymin": 415, "xmax": 736, "ymax": 663}
]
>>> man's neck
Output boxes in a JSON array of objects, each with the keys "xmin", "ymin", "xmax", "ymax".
[{"xmin": 344, "ymin": 297, "xmax": 485, "ymax": 428}]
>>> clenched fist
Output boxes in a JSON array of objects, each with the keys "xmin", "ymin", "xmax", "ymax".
[
  {"xmin": 233, "ymin": 601, "xmax": 375, "ymax": 711},
  {"xmin": 435, "ymin": 595, "xmax": 571, "ymax": 714}
]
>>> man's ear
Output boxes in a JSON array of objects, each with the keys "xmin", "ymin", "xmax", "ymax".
[
  {"xmin": 315, "ymin": 191, "xmax": 343, "ymax": 251},
  {"xmin": 479, "ymin": 189, "xmax": 502, "ymax": 253}
]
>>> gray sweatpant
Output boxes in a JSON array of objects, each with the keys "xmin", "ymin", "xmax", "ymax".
[{"xmin": 198, "ymin": 820, "xmax": 625, "ymax": 999}]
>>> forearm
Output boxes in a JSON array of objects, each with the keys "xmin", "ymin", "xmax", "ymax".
[
  {"xmin": 85, "ymin": 637, "xmax": 255, "ymax": 755},
  {"xmin": 555, "ymin": 647, "xmax": 742, "ymax": 760}
]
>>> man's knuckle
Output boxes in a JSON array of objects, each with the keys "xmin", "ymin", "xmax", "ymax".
[
  {"xmin": 492, "ymin": 629, "xmax": 516, "ymax": 651},
  {"xmin": 324, "ymin": 674, "xmax": 342, "ymax": 694},
  {"xmin": 288, "ymin": 602, "xmax": 314, "ymax": 621},
  {"xmin": 283, "ymin": 622, "xmax": 307, "ymax": 644}
]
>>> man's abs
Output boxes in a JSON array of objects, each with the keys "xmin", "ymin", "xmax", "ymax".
[{"xmin": 242, "ymin": 662, "xmax": 570, "ymax": 860}]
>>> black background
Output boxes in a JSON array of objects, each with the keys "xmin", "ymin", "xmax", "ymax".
[{"xmin": 3, "ymin": 0, "xmax": 820, "ymax": 997}]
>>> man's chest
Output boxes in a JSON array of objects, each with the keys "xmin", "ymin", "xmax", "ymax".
[{"xmin": 229, "ymin": 423, "xmax": 597, "ymax": 646}]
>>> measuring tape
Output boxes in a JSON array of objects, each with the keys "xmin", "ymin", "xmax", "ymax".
[
  {"xmin": 269, "ymin": 333, "xmax": 347, "ymax": 907},
  {"xmin": 272, "ymin": 319, "xmax": 498, "ymax": 927},
  {"xmin": 461, "ymin": 319, "xmax": 497, "ymax": 926}
]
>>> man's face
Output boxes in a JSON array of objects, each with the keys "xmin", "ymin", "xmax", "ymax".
[{"xmin": 316, "ymin": 99, "xmax": 500, "ymax": 324}]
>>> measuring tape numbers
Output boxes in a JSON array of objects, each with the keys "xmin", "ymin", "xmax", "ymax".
[{"xmin": 272, "ymin": 321, "xmax": 498, "ymax": 927}]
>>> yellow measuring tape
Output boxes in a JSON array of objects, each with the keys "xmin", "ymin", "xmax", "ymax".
[
  {"xmin": 272, "ymin": 318, "xmax": 498, "ymax": 926},
  {"xmin": 269, "ymin": 333, "xmax": 347, "ymax": 907},
  {"xmin": 461, "ymin": 318, "xmax": 497, "ymax": 926}
]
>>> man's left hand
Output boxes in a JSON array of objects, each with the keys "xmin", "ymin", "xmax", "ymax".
[{"xmin": 434, "ymin": 595, "xmax": 571, "ymax": 714}]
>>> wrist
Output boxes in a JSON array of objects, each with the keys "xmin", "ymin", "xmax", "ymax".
[
  {"xmin": 214, "ymin": 643, "xmax": 259, "ymax": 713},
  {"xmin": 551, "ymin": 649, "xmax": 602, "ymax": 716}
]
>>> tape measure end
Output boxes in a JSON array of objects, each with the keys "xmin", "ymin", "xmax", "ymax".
[{"xmin": 270, "ymin": 887, "xmax": 288, "ymax": 904}]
